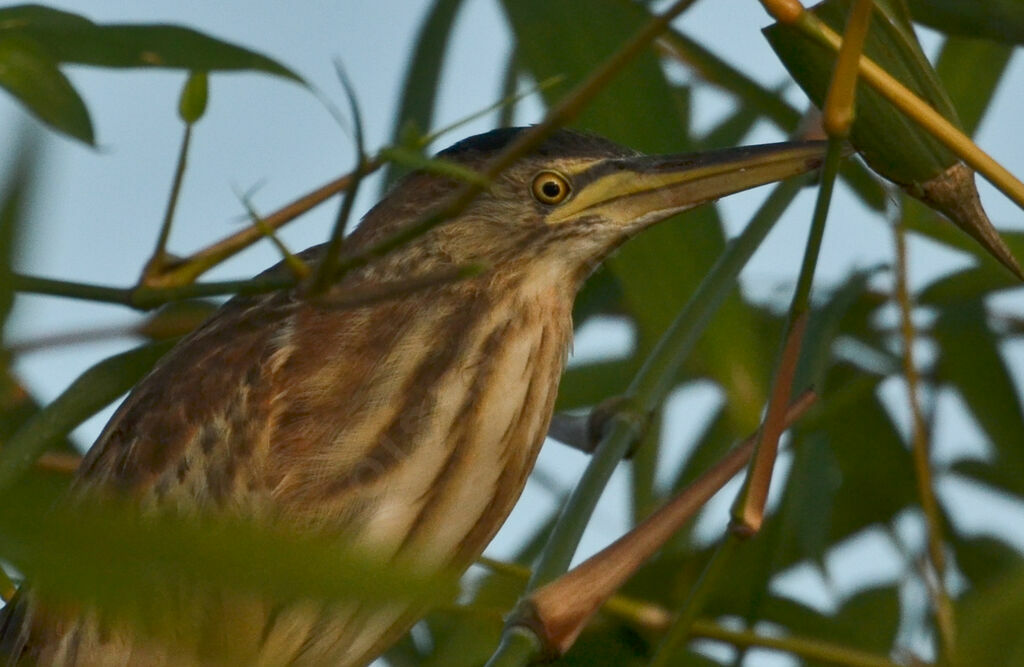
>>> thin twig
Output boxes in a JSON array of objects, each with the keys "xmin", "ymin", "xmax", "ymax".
[
  {"xmin": 142, "ymin": 123, "xmax": 193, "ymax": 280},
  {"xmin": 315, "ymin": 263, "xmax": 487, "ymax": 310},
  {"xmin": 893, "ymin": 217, "xmax": 957, "ymax": 660},
  {"xmin": 235, "ymin": 188, "xmax": 310, "ymax": 279},
  {"xmin": 152, "ymin": 167, "xmax": 375, "ymax": 288},
  {"xmin": 308, "ymin": 62, "xmax": 367, "ymax": 294},
  {"xmin": 690, "ymin": 619, "xmax": 903, "ymax": 667},
  {"xmin": 151, "ymin": 78, "xmax": 562, "ymax": 290}
]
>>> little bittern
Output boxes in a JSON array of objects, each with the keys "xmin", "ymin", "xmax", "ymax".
[{"xmin": 0, "ymin": 128, "xmax": 825, "ymax": 665}]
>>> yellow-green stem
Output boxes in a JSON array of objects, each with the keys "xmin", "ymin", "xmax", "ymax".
[
  {"xmin": 648, "ymin": 534, "xmax": 741, "ymax": 666},
  {"xmin": 690, "ymin": 619, "xmax": 901, "ymax": 667},
  {"xmin": 733, "ymin": 138, "xmax": 844, "ymax": 531},
  {"xmin": 822, "ymin": 0, "xmax": 874, "ymax": 137},
  {"xmin": 143, "ymin": 123, "xmax": 192, "ymax": 279},
  {"xmin": 893, "ymin": 217, "xmax": 957, "ymax": 661}
]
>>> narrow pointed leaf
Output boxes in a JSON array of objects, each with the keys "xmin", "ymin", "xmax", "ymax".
[
  {"xmin": 766, "ymin": 0, "xmax": 1022, "ymax": 278},
  {"xmin": 0, "ymin": 5, "xmax": 300, "ymax": 80},
  {"xmin": 0, "ymin": 35, "xmax": 93, "ymax": 143},
  {"xmin": 0, "ymin": 130, "xmax": 39, "ymax": 327},
  {"xmin": 908, "ymin": 0, "xmax": 1024, "ymax": 45},
  {"xmin": 934, "ymin": 36, "xmax": 1014, "ymax": 136},
  {"xmin": 382, "ymin": 0, "xmax": 465, "ymax": 190}
]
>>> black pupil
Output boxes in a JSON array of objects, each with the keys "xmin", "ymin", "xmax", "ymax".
[{"xmin": 541, "ymin": 180, "xmax": 562, "ymax": 199}]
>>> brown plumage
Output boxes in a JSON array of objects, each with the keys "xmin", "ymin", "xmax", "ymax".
[{"xmin": 0, "ymin": 128, "xmax": 826, "ymax": 665}]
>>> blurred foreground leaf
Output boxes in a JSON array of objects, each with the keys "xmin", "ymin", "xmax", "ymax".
[
  {"xmin": 0, "ymin": 475, "xmax": 456, "ymax": 646},
  {"xmin": 957, "ymin": 562, "xmax": 1024, "ymax": 665},
  {"xmin": 934, "ymin": 302, "xmax": 1024, "ymax": 497},
  {"xmin": 0, "ymin": 128, "xmax": 38, "ymax": 329}
]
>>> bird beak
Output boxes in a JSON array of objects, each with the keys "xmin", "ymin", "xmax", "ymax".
[{"xmin": 546, "ymin": 141, "xmax": 830, "ymax": 226}]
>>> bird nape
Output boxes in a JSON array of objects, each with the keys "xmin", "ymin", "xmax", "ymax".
[{"xmin": 0, "ymin": 128, "xmax": 827, "ymax": 666}]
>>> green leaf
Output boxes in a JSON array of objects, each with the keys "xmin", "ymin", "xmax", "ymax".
[
  {"xmin": 953, "ymin": 535, "xmax": 1024, "ymax": 591},
  {"xmin": 382, "ymin": 0, "xmax": 465, "ymax": 190},
  {"xmin": 957, "ymin": 563, "xmax": 1024, "ymax": 666},
  {"xmin": 918, "ymin": 265, "xmax": 1020, "ymax": 305},
  {"xmin": 0, "ymin": 5, "xmax": 300, "ymax": 80},
  {"xmin": 791, "ymin": 366, "xmax": 916, "ymax": 556},
  {"xmin": 572, "ymin": 264, "xmax": 625, "ymax": 327},
  {"xmin": 0, "ymin": 476, "xmax": 456, "ymax": 656},
  {"xmin": 0, "ymin": 129, "xmax": 39, "ymax": 329},
  {"xmin": 0, "ymin": 340, "xmax": 174, "ymax": 491},
  {"xmin": 933, "ymin": 302, "xmax": 1024, "ymax": 491},
  {"xmin": 765, "ymin": 0, "xmax": 961, "ymax": 187},
  {"xmin": 775, "ymin": 433, "xmax": 841, "ymax": 567},
  {"xmin": 557, "ymin": 358, "xmax": 640, "ymax": 411},
  {"xmin": 934, "ymin": 36, "xmax": 1014, "ymax": 136},
  {"xmin": 908, "ymin": 0, "xmax": 1024, "ymax": 45},
  {"xmin": 0, "ymin": 368, "xmax": 72, "ymax": 457},
  {"xmin": 801, "ymin": 586, "xmax": 901, "ymax": 657},
  {"xmin": 0, "ymin": 34, "xmax": 93, "ymax": 143},
  {"xmin": 794, "ymin": 268, "xmax": 883, "ymax": 391},
  {"xmin": 552, "ymin": 621, "xmax": 649, "ymax": 666},
  {"xmin": 136, "ymin": 300, "xmax": 218, "ymax": 341}
]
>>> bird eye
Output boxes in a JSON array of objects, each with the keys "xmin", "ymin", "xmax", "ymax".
[{"xmin": 531, "ymin": 171, "xmax": 571, "ymax": 205}]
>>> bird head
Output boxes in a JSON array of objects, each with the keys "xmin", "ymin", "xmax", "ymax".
[{"xmin": 349, "ymin": 128, "xmax": 827, "ymax": 285}]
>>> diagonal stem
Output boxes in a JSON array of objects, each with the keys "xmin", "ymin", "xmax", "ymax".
[
  {"xmin": 522, "ymin": 393, "xmax": 816, "ymax": 657},
  {"xmin": 142, "ymin": 123, "xmax": 193, "ymax": 281},
  {"xmin": 652, "ymin": 4, "xmax": 869, "ymax": 656},
  {"xmin": 893, "ymin": 216, "xmax": 957, "ymax": 660}
]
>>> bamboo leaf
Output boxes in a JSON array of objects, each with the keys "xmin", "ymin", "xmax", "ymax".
[
  {"xmin": 918, "ymin": 265, "xmax": 1019, "ymax": 305},
  {"xmin": 0, "ymin": 129, "xmax": 39, "ymax": 328},
  {"xmin": 382, "ymin": 0, "xmax": 465, "ymax": 190},
  {"xmin": 766, "ymin": 0, "xmax": 1022, "ymax": 279},
  {"xmin": 957, "ymin": 563, "xmax": 1024, "ymax": 665},
  {"xmin": 908, "ymin": 0, "xmax": 1024, "ymax": 45},
  {"xmin": 934, "ymin": 36, "xmax": 1014, "ymax": 136},
  {"xmin": 0, "ymin": 34, "xmax": 93, "ymax": 143},
  {"xmin": 0, "ymin": 5, "xmax": 300, "ymax": 80},
  {"xmin": 933, "ymin": 302, "xmax": 1024, "ymax": 493},
  {"xmin": 953, "ymin": 535, "xmax": 1024, "ymax": 591},
  {"xmin": 0, "ymin": 476, "xmax": 456, "ymax": 653}
]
